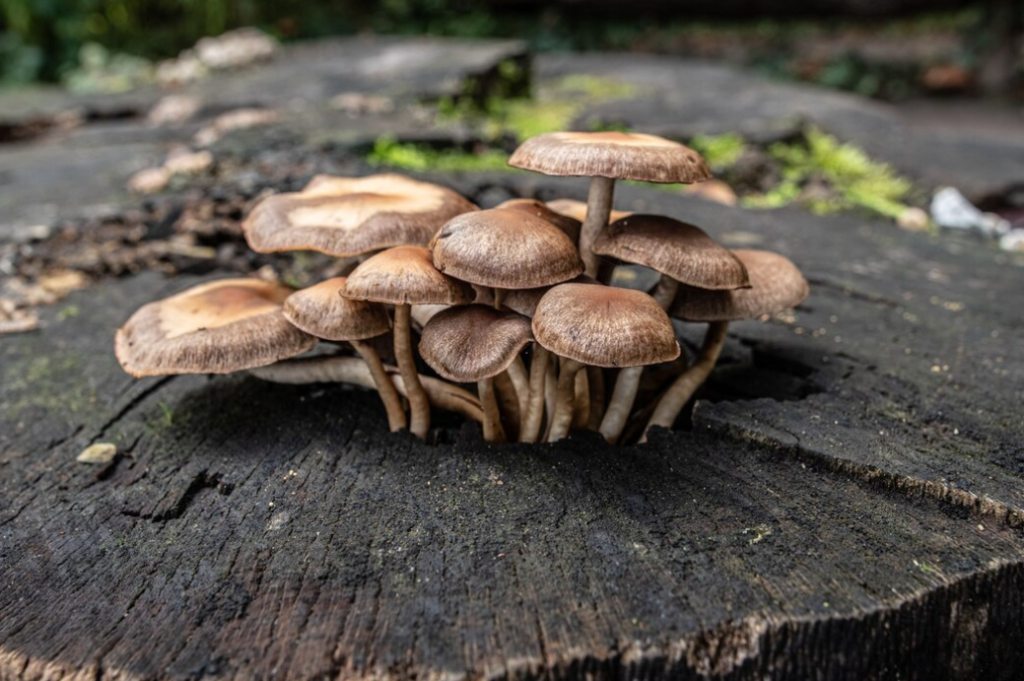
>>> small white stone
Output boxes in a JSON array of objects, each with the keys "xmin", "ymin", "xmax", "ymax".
[{"xmin": 77, "ymin": 442, "xmax": 117, "ymax": 464}]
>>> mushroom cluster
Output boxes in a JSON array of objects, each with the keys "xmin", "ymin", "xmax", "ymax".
[{"xmin": 115, "ymin": 131, "xmax": 808, "ymax": 445}]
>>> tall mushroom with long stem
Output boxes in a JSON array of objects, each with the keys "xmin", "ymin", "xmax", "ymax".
[
  {"xmin": 590, "ymin": 214, "xmax": 749, "ymax": 443},
  {"xmin": 419, "ymin": 305, "xmax": 534, "ymax": 443},
  {"xmin": 342, "ymin": 245, "xmax": 474, "ymax": 440},
  {"xmin": 642, "ymin": 249, "xmax": 809, "ymax": 442},
  {"xmin": 532, "ymin": 282, "xmax": 680, "ymax": 443},
  {"xmin": 282, "ymin": 277, "xmax": 406, "ymax": 432},
  {"xmin": 431, "ymin": 207, "xmax": 584, "ymax": 443},
  {"xmin": 508, "ymin": 132, "xmax": 711, "ymax": 279},
  {"xmin": 115, "ymin": 278, "xmax": 317, "ymax": 377}
]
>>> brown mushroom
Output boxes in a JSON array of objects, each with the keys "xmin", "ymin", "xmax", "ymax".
[
  {"xmin": 532, "ymin": 282, "xmax": 679, "ymax": 442},
  {"xmin": 283, "ymin": 277, "xmax": 406, "ymax": 432},
  {"xmin": 643, "ymin": 249, "xmax": 809, "ymax": 441},
  {"xmin": 419, "ymin": 305, "xmax": 533, "ymax": 443},
  {"xmin": 591, "ymin": 214, "xmax": 750, "ymax": 443},
  {"xmin": 115, "ymin": 278, "xmax": 315, "ymax": 377},
  {"xmin": 343, "ymin": 245, "xmax": 474, "ymax": 439},
  {"xmin": 433, "ymin": 208, "xmax": 585, "ymax": 440},
  {"xmin": 243, "ymin": 173, "xmax": 477, "ymax": 257},
  {"xmin": 432, "ymin": 207, "xmax": 584, "ymax": 297},
  {"xmin": 593, "ymin": 213, "xmax": 750, "ymax": 304},
  {"xmin": 509, "ymin": 132, "xmax": 711, "ymax": 277}
]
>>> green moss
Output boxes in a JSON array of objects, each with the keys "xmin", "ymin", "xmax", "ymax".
[
  {"xmin": 57, "ymin": 305, "xmax": 80, "ymax": 320},
  {"xmin": 1, "ymin": 351, "xmax": 97, "ymax": 418},
  {"xmin": 367, "ymin": 136, "xmax": 512, "ymax": 173},
  {"xmin": 689, "ymin": 133, "xmax": 746, "ymax": 170},
  {"xmin": 743, "ymin": 127, "xmax": 914, "ymax": 219}
]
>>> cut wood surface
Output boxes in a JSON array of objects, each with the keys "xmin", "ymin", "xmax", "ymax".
[{"xmin": 2, "ymin": 182, "xmax": 1023, "ymax": 680}]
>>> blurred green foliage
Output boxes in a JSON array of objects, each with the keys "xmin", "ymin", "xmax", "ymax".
[
  {"xmin": 367, "ymin": 136, "xmax": 512, "ymax": 172},
  {"xmin": 1, "ymin": 0, "xmax": 1000, "ymax": 92},
  {"xmin": 689, "ymin": 133, "xmax": 747, "ymax": 171},
  {"xmin": 743, "ymin": 127, "xmax": 913, "ymax": 218}
]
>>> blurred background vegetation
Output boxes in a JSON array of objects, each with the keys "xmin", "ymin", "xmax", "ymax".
[{"xmin": 0, "ymin": 0, "xmax": 1020, "ymax": 99}]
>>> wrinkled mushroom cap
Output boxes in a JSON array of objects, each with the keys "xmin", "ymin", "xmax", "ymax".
[
  {"xmin": 670, "ymin": 249, "xmax": 809, "ymax": 322},
  {"xmin": 593, "ymin": 214, "xmax": 750, "ymax": 290},
  {"xmin": 419, "ymin": 305, "xmax": 534, "ymax": 382},
  {"xmin": 495, "ymin": 198, "xmax": 581, "ymax": 242},
  {"xmin": 509, "ymin": 132, "xmax": 711, "ymax": 184},
  {"xmin": 343, "ymin": 245, "xmax": 474, "ymax": 306},
  {"xmin": 242, "ymin": 173, "xmax": 477, "ymax": 257},
  {"xmin": 115, "ymin": 278, "xmax": 316, "ymax": 377},
  {"xmin": 283, "ymin": 277, "xmax": 390, "ymax": 341},
  {"xmin": 533, "ymin": 283, "xmax": 680, "ymax": 368},
  {"xmin": 546, "ymin": 198, "xmax": 631, "ymax": 224},
  {"xmin": 433, "ymin": 208, "xmax": 584, "ymax": 289}
]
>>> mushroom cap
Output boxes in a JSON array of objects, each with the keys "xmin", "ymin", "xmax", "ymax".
[
  {"xmin": 115, "ymin": 278, "xmax": 316, "ymax": 377},
  {"xmin": 343, "ymin": 245, "xmax": 474, "ymax": 306},
  {"xmin": 432, "ymin": 208, "xmax": 584, "ymax": 290},
  {"xmin": 508, "ymin": 132, "xmax": 712, "ymax": 184},
  {"xmin": 495, "ymin": 198, "xmax": 582, "ymax": 242},
  {"xmin": 242, "ymin": 173, "xmax": 477, "ymax": 257},
  {"xmin": 533, "ymin": 283, "xmax": 680, "ymax": 368},
  {"xmin": 419, "ymin": 305, "xmax": 534, "ymax": 382},
  {"xmin": 473, "ymin": 274, "xmax": 599, "ymax": 317},
  {"xmin": 670, "ymin": 249, "xmax": 809, "ymax": 322},
  {"xmin": 283, "ymin": 277, "xmax": 390, "ymax": 341},
  {"xmin": 593, "ymin": 214, "xmax": 750, "ymax": 290},
  {"xmin": 546, "ymin": 198, "xmax": 631, "ymax": 224}
]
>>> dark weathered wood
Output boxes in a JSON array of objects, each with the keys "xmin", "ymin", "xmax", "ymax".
[{"xmin": 2, "ymin": 177, "xmax": 1024, "ymax": 679}]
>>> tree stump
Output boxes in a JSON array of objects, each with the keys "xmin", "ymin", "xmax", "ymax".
[{"xmin": 2, "ymin": 183, "xmax": 1023, "ymax": 680}]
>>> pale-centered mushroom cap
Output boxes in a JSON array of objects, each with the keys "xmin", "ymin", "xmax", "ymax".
[
  {"xmin": 432, "ymin": 208, "xmax": 584, "ymax": 290},
  {"xmin": 509, "ymin": 132, "xmax": 712, "ymax": 184},
  {"xmin": 242, "ymin": 173, "xmax": 477, "ymax": 257},
  {"xmin": 670, "ymin": 249, "xmax": 809, "ymax": 322},
  {"xmin": 593, "ymin": 214, "xmax": 750, "ymax": 290},
  {"xmin": 115, "ymin": 278, "xmax": 316, "ymax": 377},
  {"xmin": 343, "ymin": 245, "xmax": 474, "ymax": 306},
  {"xmin": 419, "ymin": 305, "xmax": 534, "ymax": 382},
  {"xmin": 495, "ymin": 198, "xmax": 581, "ymax": 242},
  {"xmin": 546, "ymin": 198, "xmax": 631, "ymax": 224},
  {"xmin": 283, "ymin": 277, "xmax": 390, "ymax": 341},
  {"xmin": 533, "ymin": 283, "xmax": 680, "ymax": 368}
]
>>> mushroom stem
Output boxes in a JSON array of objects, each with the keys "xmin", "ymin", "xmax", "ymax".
[
  {"xmin": 248, "ymin": 355, "xmax": 484, "ymax": 424},
  {"xmin": 350, "ymin": 340, "xmax": 407, "ymax": 432},
  {"xmin": 641, "ymin": 320, "xmax": 729, "ymax": 443},
  {"xmin": 547, "ymin": 359, "xmax": 585, "ymax": 443},
  {"xmin": 598, "ymin": 366, "xmax": 644, "ymax": 444},
  {"xmin": 544, "ymin": 355, "xmax": 558, "ymax": 428},
  {"xmin": 580, "ymin": 176, "xmax": 616, "ymax": 278},
  {"xmin": 597, "ymin": 277, "xmax": 679, "ymax": 443},
  {"xmin": 394, "ymin": 303, "xmax": 430, "ymax": 439},
  {"xmin": 572, "ymin": 369, "xmax": 590, "ymax": 430},
  {"xmin": 652, "ymin": 275, "xmax": 679, "ymax": 310},
  {"xmin": 587, "ymin": 366, "xmax": 605, "ymax": 430},
  {"xmin": 493, "ymin": 287, "xmax": 506, "ymax": 311},
  {"xmin": 478, "ymin": 377, "xmax": 505, "ymax": 443},
  {"xmin": 507, "ymin": 355, "xmax": 531, "ymax": 425},
  {"xmin": 494, "ymin": 370, "xmax": 522, "ymax": 440},
  {"xmin": 521, "ymin": 345, "xmax": 549, "ymax": 443}
]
